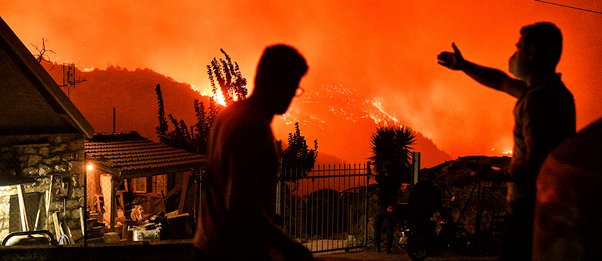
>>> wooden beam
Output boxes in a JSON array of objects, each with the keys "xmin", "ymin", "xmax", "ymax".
[
  {"xmin": 17, "ymin": 185, "xmax": 30, "ymax": 231},
  {"xmin": 177, "ymin": 172, "xmax": 190, "ymax": 214}
]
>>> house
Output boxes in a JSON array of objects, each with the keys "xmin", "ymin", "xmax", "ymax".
[
  {"xmin": 84, "ymin": 131, "xmax": 205, "ymax": 239},
  {"xmin": 0, "ymin": 17, "xmax": 205, "ymax": 246},
  {"xmin": 0, "ymin": 17, "xmax": 94, "ymax": 245}
]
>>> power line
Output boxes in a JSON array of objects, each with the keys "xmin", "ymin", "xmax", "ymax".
[{"xmin": 535, "ymin": 0, "xmax": 602, "ymax": 15}]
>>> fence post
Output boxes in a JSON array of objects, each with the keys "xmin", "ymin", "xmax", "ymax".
[
  {"xmin": 83, "ymin": 155, "xmax": 88, "ymax": 247},
  {"xmin": 364, "ymin": 161, "xmax": 371, "ymax": 247},
  {"xmin": 198, "ymin": 167, "xmax": 203, "ymax": 222},
  {"xmin": 276, "ymin": 159, "xmax": 283, "ymax": 221},
  {"xmin": 109, "ymin": 175, "xmax": 116, "ymax": 232},
  {"xmin": 412, "ymin": 152, "xmax": 421, "ymax": 185}
]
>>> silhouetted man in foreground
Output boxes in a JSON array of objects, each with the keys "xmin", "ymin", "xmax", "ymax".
[
  {"xmin": 437, "ymin": 22, "xmax": 575, "ymax": 260},
  {"xmin": 194, "ymin": 45, "xmax": 314, "ymax": 261}
]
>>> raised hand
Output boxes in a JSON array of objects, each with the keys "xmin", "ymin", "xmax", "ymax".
[{"xmin": 437, "ymin": 42, "xmax": 464, "ymax": 70}]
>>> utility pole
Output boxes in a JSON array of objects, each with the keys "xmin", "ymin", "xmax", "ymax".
[{"xmin": 112, "ymin": 108, "xmax": 116, "ymax": 134}]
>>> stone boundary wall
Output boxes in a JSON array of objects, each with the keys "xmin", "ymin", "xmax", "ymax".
[{"xmin": 0, "ymin": 133, "xmax": 85, "ymax": 244}]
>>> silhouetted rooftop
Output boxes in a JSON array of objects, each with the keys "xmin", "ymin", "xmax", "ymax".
[
  {"xmin": 0, "ymin": 17, "xmax": 94, "ymax": 138},
  {"xmin": 85, "ymin": 132, "xmax": 205, "ymax": 178}
]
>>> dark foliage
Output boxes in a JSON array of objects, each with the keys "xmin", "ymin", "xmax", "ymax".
[
  {"xmin": 155, "ymin": 83, "xmax": 221, "ymax": 154},
  {"xmin": 155, "ymin": 49, "xmax": 245, "ymax": 154},
  {"xmin": 369, "ymin": 125, "xmax": 416, "ymax": 182},
  {"xmin": 207, "ymin": 49, "xmax": 247, "ymax": 105},
  {"xmin": 155, "ymin": 84, "xmax": 169, "ymax": 142},
  {"xmin": 276, "ymin": 122, "xmax": 318, "ymax": 179}
]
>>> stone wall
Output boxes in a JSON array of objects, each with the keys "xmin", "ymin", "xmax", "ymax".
[{"xmin": 0, "ymin": 133, "xmax": 85, "ymax": 244}]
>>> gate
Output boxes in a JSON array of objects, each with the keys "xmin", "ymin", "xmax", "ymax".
[{"xmin": 276, "ymin": 163, "xmax": 372, "ymax": 253}]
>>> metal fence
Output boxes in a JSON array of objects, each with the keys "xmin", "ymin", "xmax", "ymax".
[{"xmin": 276, "ymin": 163, "xmax": 371, "ymax": 253}]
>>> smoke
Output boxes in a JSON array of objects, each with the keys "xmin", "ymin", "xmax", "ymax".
[{"xmin": 2, "ymin": 0, "xmax": 601, "ymax": 160}]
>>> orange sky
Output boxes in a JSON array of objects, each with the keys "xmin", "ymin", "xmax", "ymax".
[{"xmin": 2, "ymin": 0, "xmax": 601, "ymax": 162}]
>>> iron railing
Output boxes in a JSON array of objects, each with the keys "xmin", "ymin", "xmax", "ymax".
[{"xmin": 277, "ymin": 163, "xmax": 371, "ymax": 253}]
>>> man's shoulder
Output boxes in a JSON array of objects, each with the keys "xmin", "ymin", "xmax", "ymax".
[
  {"xmin": 214, "ymin": 102, "xmax": 270, "ymax": 142},
  {"xmin": 217, "ymin": 100, "xmax": 246, "ymax": 117},
  {"xmin": 530, "ymin": 76, "xmax": 571, "ymax": 95},
  {"xmin": 525, "ymin": 81, "xmax": 574, "ymax": 107},
  {"xmin": 217, "ymin": 101, "xmax": 262, "ymax": 125}
]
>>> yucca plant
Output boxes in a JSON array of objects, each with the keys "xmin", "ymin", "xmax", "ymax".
[{"xmin": 369, "ymin": 125, "xmax": 416, "ymax": 182}]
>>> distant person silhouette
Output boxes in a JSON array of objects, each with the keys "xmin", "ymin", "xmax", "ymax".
[
  {"xmin": 193, "ymin": 44, "xmax": 313, "ymax": 261},
  {"xmin": 407, "ymin": 170, "xmax": 442, "ymax": 256},
  {"xmin": 408, "ymin": 171, "xmax": 441, "ymax": 223},
  {"xmin": 373, "ymin": 162, "xmax": 402, "ymax": 253},
  {"xmin": 437, "ymin": 22, "xmax": 576, "ymax": 260},
  {"xmin": 533, "ymin": 118, "xmax": 602, "ymax": 261}
]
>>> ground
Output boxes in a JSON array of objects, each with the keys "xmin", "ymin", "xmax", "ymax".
[{"xmin": 317, "ymin": 248, "xmax": 497, "ymax": 261}]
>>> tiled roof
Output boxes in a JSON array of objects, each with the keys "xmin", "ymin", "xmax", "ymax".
[{"xmin": 85, "ymin": 132, "xmax": 205, "ymax": 178}]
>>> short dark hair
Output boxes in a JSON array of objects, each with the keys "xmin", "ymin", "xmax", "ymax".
[
  {"xmin": 520, "ymin": 22, "xmax": 563, "ymax": 67},
  {"xmin": 254, "ymin": 44, "xmax": 308, "ymax": 92}
]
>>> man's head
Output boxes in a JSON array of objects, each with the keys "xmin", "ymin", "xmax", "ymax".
[
  {"xmin": 253, "ymin": 44, "xmax": 308, "ymax": 115},
  {"xmin": 509, "ymin": 22, "xmax": 562, "ymax": 80}
]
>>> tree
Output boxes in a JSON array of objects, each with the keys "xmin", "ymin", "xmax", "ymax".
[
  {"xmin": 275, "ymin": 122, "xmax": 318, "ymax": 234},
  {"xmin": 191, "ymin": 98, "xmax": 220, "ymax": 153},
  {"xmin": 31, "ymin": 38, "xmax": 55, "ymax": 64},
  {"xmin": 207, "ymin": 48, "xmax": 247, "ymax": 105},
  {"xmin": 155, "ymin": 84, "xmax": 170, "ymax": 142},
  {"xmin": 369, "ymin": 125, "xmax": 416, "ymax": 182},
  {"xmin": 276, "ymin": 122, "xmax": 318, "ymax": 179},
  {"xmin": 31, "ymin": 38, "xmax": 85, "ymax": 96},
  {"xmin": 155, "ymin": 84, "xmax": 221, "ymax": 154},
  {"xmin": 155, "ymin": 49, "xmax": 246, "ymax": 154}
]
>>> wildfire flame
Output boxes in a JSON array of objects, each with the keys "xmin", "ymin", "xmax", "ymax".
[
  {"xmin": 196, "ymin": 84, "xmax": 227, "ymax": 106},
  {"xmin": 367, "ymin": 98, "xmax": 399, "ymax": 125},
  {"xmin": 213, "ymin": 88, "xmax": 227, "ymax": 106}
]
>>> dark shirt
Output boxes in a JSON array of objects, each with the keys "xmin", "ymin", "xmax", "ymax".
[
  {"xmin": 508, "ymin": 74, "xmax": 575, "ymax": 202},
  {"xmin": 193, "ymin": 99, "xmax": 280, "ymax": 259},
  {"xmin": 375, "ymin": 174, "xmax": 401, "ymax": 207}
]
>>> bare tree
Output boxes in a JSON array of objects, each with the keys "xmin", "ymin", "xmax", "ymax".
[
  {"xmin": 31, "ymin": 38, "xmax": 86, "ymax": 95},
  {"xmin": 31, "ymin": 38, "xmax": 55, "ymax": 70}
]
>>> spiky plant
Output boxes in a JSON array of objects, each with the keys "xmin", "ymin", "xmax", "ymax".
[
  {"xmin": 369, "ymin": 125, "xmax": 416, "ymax": 181},
  {"xmin": 155, "ymin": 49, "xmax": 245, "ymax": 154}
]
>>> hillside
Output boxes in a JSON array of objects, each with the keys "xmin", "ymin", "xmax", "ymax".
[
  {"xmin": 43, "ymin": 63, "xmax": 450, "ymax": 167},
  {"xmin": 43, "ymin": 63, "xmax": 208, "ymax": 141},
  {"xmin": 277, "ymin": 83, "xmax": 452, "ymax": 167}
]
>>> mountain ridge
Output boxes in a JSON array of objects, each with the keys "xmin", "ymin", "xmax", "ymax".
[{"xmin": 43, "ymin": 63, "xmax": 451, "ymax": 167}]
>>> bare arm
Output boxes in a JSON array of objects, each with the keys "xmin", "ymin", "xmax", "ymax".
[{"xmin": 438, "ymin": 43, "xmax": 526, "ymax": 98}]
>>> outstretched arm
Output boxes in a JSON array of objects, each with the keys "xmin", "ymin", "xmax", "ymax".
[{"xmin": 437, "ymin": 43, "xmax": 526, "ymax": 98}]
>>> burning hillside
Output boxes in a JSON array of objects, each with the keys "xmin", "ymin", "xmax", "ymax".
[
  {"xmin": 275, "ymin": 83, "xmax": 451, "ymax": 167},
  {"xmin": 44, "ymin": 63, "xmax": 450, "ymax": 167}
]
